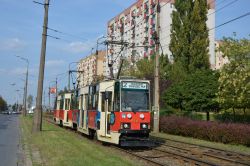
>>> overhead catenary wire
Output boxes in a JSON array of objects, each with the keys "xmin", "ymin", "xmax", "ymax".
[
  {"xmin": 208, "ymin": 0, "xmax": 239, "ymax": 16},
  {"xmin": 210, "ymin": 11, "xmax": 250, "ymax": 30},
  {"xmin": 45, "ymin": 26, "xmax": 89, "ymax": 41}
]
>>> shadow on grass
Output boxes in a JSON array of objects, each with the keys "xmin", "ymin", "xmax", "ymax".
[{"xmin": 42, "ymin": 128, "xmax": 61, "ymax": 132}]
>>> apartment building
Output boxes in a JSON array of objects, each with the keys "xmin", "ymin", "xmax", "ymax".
[
  {"xmin": 105, "ymin": 0, "xmax": 215, "ymax": 77},
  {"xmin": 214, "ymin": 40, "xmax": 229, "ymax": 70},
  {"xmin": 77, "ymin": 50, "xmax": 106, "ymax": 87}
]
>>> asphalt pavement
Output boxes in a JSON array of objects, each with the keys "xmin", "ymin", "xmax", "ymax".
[{"xmin": 0, "ymin": 114, "xmax": 22, "ymax": 166}]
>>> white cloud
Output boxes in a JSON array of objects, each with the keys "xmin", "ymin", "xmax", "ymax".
[
  {"xmin": 46, "ymin": 60, "xmax": 65, "ymax": 67},
  {"xmin": 0, "ymin": 38, "xmax": 26, "ymax": 51},
  {"xmin": 63, "ymin": 41, "xmax": 95, "ymax": 54}
]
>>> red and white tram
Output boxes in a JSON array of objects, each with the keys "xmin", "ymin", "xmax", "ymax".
[{"xmin": 54, "ymin": 78, "xmax": 152, "ymax": 146}]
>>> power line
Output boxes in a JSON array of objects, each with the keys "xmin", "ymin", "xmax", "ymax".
[
  {"xmin": 208, "ymin": 0, "xmax": 239, "ymax": 16},
  {"xmin": 210, "ymin": 11, "xmax": 250, "ymax": 30},
  {"xmin": 46, "ymin": 26, "xmax": 88, "ymax": 41}
]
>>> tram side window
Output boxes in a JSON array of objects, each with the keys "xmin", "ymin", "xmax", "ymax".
[{"xmin": 71, "ymin": 97, "xmax": 78, "ymax": 110}]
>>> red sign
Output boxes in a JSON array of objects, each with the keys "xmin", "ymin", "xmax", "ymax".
[{"xmin": 50, "ymin": 87, "xmax": 57, "ymax": 94}]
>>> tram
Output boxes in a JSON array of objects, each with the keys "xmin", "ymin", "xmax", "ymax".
[{"xmin": 54, "ymin": 78, "xmax": 152, "ymax": 146}]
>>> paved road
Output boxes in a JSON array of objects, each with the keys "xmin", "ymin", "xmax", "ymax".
[{"xmin": 0, "ymin": 114, "xmax": 21, "ymax": 166}]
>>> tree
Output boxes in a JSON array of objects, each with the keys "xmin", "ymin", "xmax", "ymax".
[
  {"xmin": 27, "ymin": 95, "xmax": 34, "ymax": 109},
  {"xmin": 163, "ymin": 70, "xmax": 219, "ymax": 120},
  {"xmin": 0, "ymin": 96, "xmax": 7, "ymax": 111},
  {"xmin": 189, "ymin": 0, "xmax": 210, "ymax": 70},
  {"xmin": 217, "ymin": 37, "xmax": 250, "ymax": 118},
  {"xmin": 169, "ymin": 0, "xmax": 210, "ymax": 72},
  {"xmin": 169, "ymin": 0, "xmax": 193, "ymax": 71},
  {"xmin": 219, "ymin": 36, "xmax": 250, "ymax": 62},
  {"xmin": 218, "ymin": 62, "xmax": 250, "ymax": 116}
]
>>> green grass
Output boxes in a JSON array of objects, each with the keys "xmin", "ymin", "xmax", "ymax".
[
  {"xmin": 151, "ymin": 132, "xmax": 250, "ymax": 155},
  {"xmin": 20, "ymin": 116, "xmax": 137, "ymax": 166}
]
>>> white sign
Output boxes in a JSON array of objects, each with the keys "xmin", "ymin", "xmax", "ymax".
[{"xmin": 122, "ymin": 82, "xmax": 148, "ymax": 90}]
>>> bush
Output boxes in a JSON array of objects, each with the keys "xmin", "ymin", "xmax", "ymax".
[{"xmin": 160, "ymin": 115, "xmax": 250, "ymax": 146}]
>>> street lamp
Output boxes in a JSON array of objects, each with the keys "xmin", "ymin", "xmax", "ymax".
[{"xmin": 15, "ymin": 55, "xmax": 29, "ymax": 116}]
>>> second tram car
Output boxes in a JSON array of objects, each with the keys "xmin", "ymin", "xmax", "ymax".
[{"xmin": 54, "ymin": 78, "xmax": 152, "ymax": 146}]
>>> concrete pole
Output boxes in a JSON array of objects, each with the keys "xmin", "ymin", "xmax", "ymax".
[
  {"xmin": 68, "ymin": 70, "xmax": 70, "ymax": 91},
  {"xmin": 33, "ymin": 0, "xmax": 50, "ymax": 132},
  {"xmin": 153, "ymin": 0, "xmax": 160, "ymax": 133},
  {"xmin": 48, "ymin": 87, "xmax": 50, "ymax": 112},
  {"xmin": 23, "ymin": 64, "xmax": 28, "ymax": 116}
]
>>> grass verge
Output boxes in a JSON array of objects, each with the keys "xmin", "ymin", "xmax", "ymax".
[
  {"xmin": 151, "ymin": 132, "xmax": 250, "ymax": 155},
  {"xmin": 20, "ymin": 116, "xmax": 137, "ymax": 166}
]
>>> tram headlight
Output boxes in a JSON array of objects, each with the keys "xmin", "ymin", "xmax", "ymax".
[
  {"xmin": 139, "ymin": 114, "xmax": 145, "ymax": 119},
  {"xmin": 127, "ymin": 113, "xmax": 132, "ymax": 119},
  {"xmin": 122, "ymin": 113, "xmax": 126, "ymax": 119},
  {"xmin": 121, "ymin": 123, "xmax": 131, "ymax": 129},
  {"xmin": 141, "ymin": 123, "xmax": 148, "ymax": 129}
]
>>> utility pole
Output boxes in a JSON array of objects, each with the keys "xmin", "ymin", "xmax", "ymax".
[
  {"xmin": 33, "ymin": 0, "xmax": 50, "ymax": 132},
  {"xmin": 15, "ymin": 55, "xmax": 29, "ymax": 116},
  {"xmin": 24, "ymin": 64, "xmax": 28, "ymax": 116},
  {"xmin": 48, "ymin": 87, "xmax": 50, "ymax": 112},
  {"xmin": 153, "ymin": 0, "xmax": 160, "ymax": 133}
]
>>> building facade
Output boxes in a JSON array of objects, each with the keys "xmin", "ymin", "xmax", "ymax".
[
  {"xmin": 106, "ymin": 0, "xmax": 215, "ymax": 77},
  {"xmin": 214, "ymin": 40, "xmax": 229, "ymax": 70},
  {"xmin": 77, "ymin": 50, "xmax": 106, "ymax": 87}
]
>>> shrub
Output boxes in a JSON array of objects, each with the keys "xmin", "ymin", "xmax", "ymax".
[{"xmin": 160, "ymin": 115, "xmax": 250, "ymax": 146}]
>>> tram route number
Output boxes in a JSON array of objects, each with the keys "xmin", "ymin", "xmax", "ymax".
[{"xmin": 122, "ymin": 82, "xmax": 148, "ymax": 90}]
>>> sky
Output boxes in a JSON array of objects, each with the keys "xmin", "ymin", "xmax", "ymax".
[{"xmin": 0, "ymin": 0, "xmax": 249, "ymax": 106}]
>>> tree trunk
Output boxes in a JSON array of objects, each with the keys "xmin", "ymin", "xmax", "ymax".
[
  {"xmin": 233, "ymin": 107, "xmax": 235, "ymax": 122},
  {"xmin": 243, "ymin": 108, "xmax": 246, "ymax": 116},
  {"xmin": 206, "ymin": 111, "xmax": 210, "ymax": 121}
]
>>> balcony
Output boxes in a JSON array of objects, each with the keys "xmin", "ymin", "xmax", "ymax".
[
  {"xmin": 150, "ymin": 28, "xmax": 154, "ymax": 35},
  {"xmin": 150, "ymin": 50, "xmax": 154, "ymax": 55},
  {"xmin": 150, "ymin": 8, "xmax": 154, "ymax": 15},
  {"xmin": 150, "ymin": 0, "xmax": 155, "ymax": 5},
  {"xmin": 150, "ymin": 39, "xmax": 154, "ymax": 46}
]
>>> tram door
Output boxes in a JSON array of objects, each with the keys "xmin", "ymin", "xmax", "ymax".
[{"xmin": 105, "ymin": 91, "xmax": 112, "ymax": 136}]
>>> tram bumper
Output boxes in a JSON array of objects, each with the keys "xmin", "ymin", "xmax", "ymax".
[{"xmin": 119, "ymin": 129, "xmax": 155, "ymax": 147}]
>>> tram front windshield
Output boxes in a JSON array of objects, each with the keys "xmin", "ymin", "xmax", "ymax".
[{"xmin": 121, "ymin": 82, "xmax": 149, "ymax": 112}]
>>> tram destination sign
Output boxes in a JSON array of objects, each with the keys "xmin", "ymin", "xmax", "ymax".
[{"xmin": 122, "ymin": 81, "xmax": 148, "ymax": 90}]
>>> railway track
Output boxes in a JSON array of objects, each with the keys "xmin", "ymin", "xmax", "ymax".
[
  {"xmin": 151, "ymin": 136, "xmax": 250, "ymax": 166},
  {"xmin": 44, "ymin": 118, "xmax": 250, "ymax": 166}
]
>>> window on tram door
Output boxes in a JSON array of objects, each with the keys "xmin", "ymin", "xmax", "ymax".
[
  {"xmin": 65, "ymin": 99, "xmax": 70, "ymax": 110},
  {"xmin": 101, "ymin": 93, "xmax": 105, "ymax": 112},
  {"xmin": 107, "ymin": 92, "xmax": 112, "ymax": 112},
  {"xmin": 92, "ymin": 93, "xmax": 99, "ymax": 110},
  {"xmin": 60, "ymin": 99, "xmax": 64, "ymax": 110},
  {"xmin": 80, "ymin": 95, "xmax": 83, "ymax": 110},
  {"xmin": 88, "ymin": 94, "xmax": 92, "ymax": 110},
  {"xmin": 114, "ymin": 82, "xmax": 120, "ymax": 111},
  {"xmin": 84, "ymin": 94, "xmax": 88, "ymax": 110}
]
